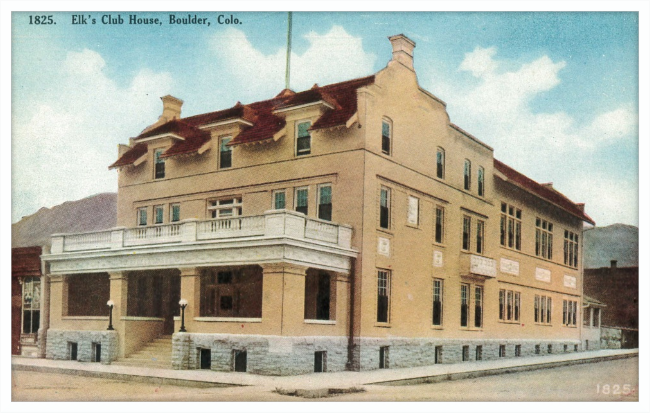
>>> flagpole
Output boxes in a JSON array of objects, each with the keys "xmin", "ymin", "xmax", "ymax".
[{"xmin": 285, "ymin": 12, "xmax": 292, "ymax": 90}]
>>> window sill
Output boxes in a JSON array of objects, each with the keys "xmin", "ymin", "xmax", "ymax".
[
  {"xmin": 405, "ymin": 223, "xmax": 420, "ymax": 230},
  {"xmin": 376, "ymin": 228, "xmax": 394, "ymax": 236},
  {"xmin": 374, "ymin": 323, "xmax": 391, "ymax": 328},
  {"xmin": 62, "ymin": 316, "xmax": 109, "ymax": 321},
  {"xmin": 431, "ymin": 325, "xmax": 444, "ymax": 330},
  {"xmin": 535, "ymin": 323, "xmax": 553, "ymax": 327},
  {"xmin": 121, "ymin": 316, "xmax": 164, "ymax": 322},
  {"xmin": 188, "ymin": 317, "xmax": 262, "ymax": 323},
  {"xmin": 497, "ymin": 320, "xmax": 522, "ymax": 325},
  {"xmin": 432, "ymin": 242, "xmax": 446, "ymax": 248},
  {"xmin": 304, "ymin": 319, "xmax": 336, "ymax": 325}
]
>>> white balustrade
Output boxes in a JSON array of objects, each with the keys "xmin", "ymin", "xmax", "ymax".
[
  {"xmin": 51, "ymin": 211, "xmax": 352, "ymax": 253},
  {"xmin": 304, "ymin": 218, "xmax": 339, "ymax": 244},
  {"xmin": 63, "ymin": 230, "xmax": 112, "ymax": 252},
  {"xmin": 197, "ymin": 215, "xmax": 265, "ymax": 240},
  {"xmin": 124, "ymin": 223, "xmax": 183, "ymax": 246}
]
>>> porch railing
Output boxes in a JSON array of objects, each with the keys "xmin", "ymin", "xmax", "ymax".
[{"xmin": 50, "ymin": 210, "xmax": 353, "ymax": 253}]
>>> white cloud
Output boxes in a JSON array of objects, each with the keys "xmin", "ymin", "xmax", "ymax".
[
  {"xmin": 210, "ymin": 26, "xmax": 376, "ymax": 98},
  {"xmin": 425, "ymin": 46, "xmax": 638, "ymax": 226},
  {"xmin": 12, "ymin": 48, "xmax": 173, "ymax": 222}
]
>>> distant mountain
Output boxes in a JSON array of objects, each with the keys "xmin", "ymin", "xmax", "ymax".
[
  {"xmin": 12, "ymin": 193, "xmax": 117, "ymax": 248},
  {"xmin": 583, "ymin": 223, "xmax": 638, "ymax": 269}
]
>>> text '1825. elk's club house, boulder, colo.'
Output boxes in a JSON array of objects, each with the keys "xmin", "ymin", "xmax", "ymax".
[{"xmin": 41, "ymin": 34, "xmax": 596, "ymax": 375}]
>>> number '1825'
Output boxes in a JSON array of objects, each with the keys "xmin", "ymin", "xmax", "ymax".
[
  {"xmin": 596, "ymin": 384, "xmax": 632, "ymax": 395},
  {"xmin": 29, "ymin": 15, "xmax": 55, "ymax": 25}
]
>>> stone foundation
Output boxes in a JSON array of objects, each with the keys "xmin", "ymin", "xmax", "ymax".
[
  {"xmin": 353, "ymin": 337, "xmax": 582, "ymax": 371},
  {"xmin": 171, "ymin": 333, "xmax": 581, "ymax": 375},
  {"xmin": 46, "ymin": 329, "xmax": 119, "ymax": 364},
  {"xmin": 172, "ymin": 333, "xmax": 348, "ymax": 375}
]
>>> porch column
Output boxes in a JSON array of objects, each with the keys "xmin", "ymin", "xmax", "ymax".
[
  {"xmin": 261, "ymin": 264, "xmax": 308, "ymax": 336},
  {"xmin": 37, "ymin": 274, "xmax": 51, "ymax": 358},
  {"xmin": 333, "ymin": 273, "xmax": 351, "ymax": 323},
  {"xmin": 589, "ymin": 307, "xmax": 594, "ymax": 328},
  {"xmin": 109, "ymin": 271, "xmax": 128, "ymax": 357},
  {"xmin": 178, "ymin": 267, "xmax": 201, "ymax": 332}
]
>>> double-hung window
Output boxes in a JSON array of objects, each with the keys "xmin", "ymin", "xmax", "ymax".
[
  {"xmin": 382, "ymin": 120, "xmax": 391, "ymax": 155},
  {"xmin": 462, "ymin": 215, "xmax": 471, "ymax": 251},
  {"xmin": 170, "ymin": 203, "xmax": 181, "ymax": 222},
  {"xmin": 436, "ymin": 148, "xmax": 445, "ymax": 179},
  {"xmin": 500, "ymin": 203, "xmax": 522, "ymax": 250},
  {"xmin": 154, "ymin": 205, "xmax": 164, "ymax": 224},
  {"xmin": 564, "ymin": 231, "xmax": 579, "ymax": 268},
  {"xmin": 536, "ymin": 218, "xmax": 554, "ymax": 259},
  {"xmin": 296, "ymin": 121, "xmax": 311, "ymax": 156},
  {"xmin": 476, "ymin": 220, "xmax": 485, "ymax": 254},
  {"xmin": 318, "ymin": 185, "xmax": 332, "ymax": 221},
  {"xmin": 434, "ymin": 206, "xmax": 445, "ymax": 244},
  {"xmin": 379, "ymin": 187, "xmax": 391, "ymax": 229},
  {"xmin": 477, "ymin": 166, "xmax": 485, "ymax": 196},
  {"xmin": 219, "ymin": 137, "xmax": 232, "ymax": 169},
  {"xmin": 563, "ymin": 299, "xmax": 578, "ymax": 326},
  {"xmin": 535, "ymin": 295, "xmax": 552, "ymax": 324},
  {"xmin": 154, "ymin": 149, "xmax": 165, "ymax": 179},
  {"xmin": 474, "ymin": 286, "xmax": 483, "ymax": 328},
  {"xmin": 377, "ymin": 270, "xmax": 391, "ymax": 323},
  {"xmin": 295, "ymin": 188, "xmax": 308, "ymax": 215},
  {"xmin": 273, "ymin": 190, "xmax": 286, "ymax": 210},
  {"xmin": 432, "ymin": 279, "xmax": 443, "ymax": 326},
  {"xmin": 460, "ymin": 283, "xmax": 469, "ymax": 327},
  {"xmin": 137, "ymin": 207, "xmax": 147, "ymax": 226},
  {"xmin": 499, "ymin": 289, "xmax": 520, "ymax": 322},
  {"xmin": 464, "ymin": 159, "xmax": 472, "ymax": 190}
]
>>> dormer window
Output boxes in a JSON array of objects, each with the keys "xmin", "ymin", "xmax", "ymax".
[
  {"xmin": 154, "ymin": 149, "xmax": 165, "ymax": 179},
  {"xmin": 382, "ymin": 119, "xmax": 392, "ymax": 155},
  {"xmin": 219, "ymin": 137, "xmax": 232, "ymax": 169},
  {"xmin": 296, "ymin": 121, "xmax": 311, "ymax": 156}
]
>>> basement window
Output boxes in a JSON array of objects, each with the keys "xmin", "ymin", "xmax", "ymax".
[
  {"xmin": 233, "ymin": 350, "xmax": 247, "ymax": 372},
  {"xmin": 200, "ymin": 348, "xmax": 211, "ymax": 370},
  {"xmin": 314, "ymin": 351, "xmax": 327, "ymax": 373}
]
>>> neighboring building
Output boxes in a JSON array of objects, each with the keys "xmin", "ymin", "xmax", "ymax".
[
  {"xmin": 584, "ymin": 260, "xmax": 638, "ymax": 348},
  {"xmin": 41, "ymin": 34, "xmax": 594, "ymax": 374},
  {"xmin": 12, "ymin": 247, "xmax": 43, "ymax": 357},
  {"xmin": 581, "ymin": 295, "xmax": 606, "ymax": 351}
]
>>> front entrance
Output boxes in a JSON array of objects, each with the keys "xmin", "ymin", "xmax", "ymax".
[{"xmin": 127, "ymin": 271, "xmax": 180, "ymax": 335}]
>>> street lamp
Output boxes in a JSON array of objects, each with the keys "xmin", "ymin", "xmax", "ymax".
[
  {"xmin": 106, "ymin": 300, "xmax": 115, "ymax": 331},
  {"xmin": 179, "ymin": 298, "xmax": 188, "ymax": 332}
]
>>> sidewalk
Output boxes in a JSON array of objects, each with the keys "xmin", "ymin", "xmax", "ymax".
[{"xmin": 12, "ymin": 348, "xmax": 638, "ymax": 393}]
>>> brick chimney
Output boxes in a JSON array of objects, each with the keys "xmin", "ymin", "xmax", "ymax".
[
  {"xmin": 576, "ymin": 203, "xmax": 585, "ymax": 212},
  {"xmin": 159, "ymin": 95, "xmax": 184, "ymax": 122},
  {"xmin": 388, "ymin": 34, "xmax": 416, "ymax": 70},
  {"xmin": 610, "ymin": 260, "xmax": 617, "ymax": 269}
]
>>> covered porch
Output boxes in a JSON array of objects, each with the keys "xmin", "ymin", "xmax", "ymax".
[{"xmin": 41, "ymin": 210, "xmax": 356, "ymax": 370}]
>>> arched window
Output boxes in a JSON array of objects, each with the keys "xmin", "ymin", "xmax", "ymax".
[
  {"xmin": 436, "ymin": 147, "xmax": 445, "ymax": 179},
  {"xmin": 464, "ymin": 159, "xmax": 472, "ymax": 190}
]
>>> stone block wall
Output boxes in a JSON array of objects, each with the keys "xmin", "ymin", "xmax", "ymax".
[
  {"xmin": 46, "ymin": 329, "xmax": 118, "ymax": 364},
  {"xmin": 172, "ymin": 333, "xmax": 348, "ymax": 375},
  {"xmin": 355, "ymin": 337, "xmax": 582, "ymax": 371},
  {"xmin": 601, "ymin": 327, "xmax": 622, "ymax": 349}
]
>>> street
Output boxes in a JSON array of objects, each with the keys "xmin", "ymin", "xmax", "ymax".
[{"xmin": 11, "ymin": 357, "xmax": 638, "ymax": 402}]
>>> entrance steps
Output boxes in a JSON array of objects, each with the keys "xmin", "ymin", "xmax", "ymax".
[{"xmin": 112, "ymin": 335, "xmax": 173, "ymax": 370}]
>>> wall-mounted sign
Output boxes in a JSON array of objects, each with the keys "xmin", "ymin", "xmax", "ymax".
[
  {"xmin": 378, "ymin": 237, "xmax": 390, "ymax": 257},
  {"xmin": 564, "ymin": 274, "xmax": 577, "ymax": 289},
  {"xmin": 535, "ymin": 267, "xmax": 551, "ymax": 283},
  {"xmin": 470, "ymin": 255, "xmax": 497, "ymax": 277},
  {"xmin": 433, "ymin": 250, "xmax": 443, "ymax": 267},
  {"xmin": 500, "ymin": 258, "xmax": 520, "ymax": 276}
]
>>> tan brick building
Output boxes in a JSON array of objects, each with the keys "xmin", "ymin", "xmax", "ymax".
[{"xmin": 41, "ymin": 34, "xmax": 594, "ymax": 374}]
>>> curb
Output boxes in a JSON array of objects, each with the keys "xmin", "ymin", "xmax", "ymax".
[
  {"xmin": 11, "ymin": 364, "xmax": 239, "ymax": 388},
  {"xmin": 369, "ymin": 352, "xmax": 638, "ymax": 386}
]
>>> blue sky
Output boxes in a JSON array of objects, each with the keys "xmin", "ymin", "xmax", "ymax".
[{"xmin": 9, "ymin": 11, "xmax": 640, "ymax": 226}]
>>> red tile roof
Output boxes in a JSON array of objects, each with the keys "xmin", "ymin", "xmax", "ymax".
[
  {"xmin": 109, "ymin": 142, "xmax": 148, "ymax": 169},
  {"xmin": 12, "ymin": 246, "xmax": 42, "ymax": 278},
  {"xmin": 109, "ymin": 75, "xmax": 375, "ymax": 166},
  {"xmin": 494, "ymin": 159, "xmax": 595, "ymax": 225}
]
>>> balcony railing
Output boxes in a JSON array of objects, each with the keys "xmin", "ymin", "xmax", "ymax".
[{"xmin": 50, "ymin": 210, "xmax": 353, "ymax": 254}]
